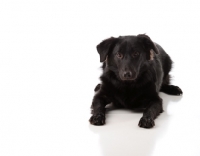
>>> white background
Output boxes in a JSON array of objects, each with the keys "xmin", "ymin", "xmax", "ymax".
[{"xmin": 0, "ymin": 0, "xmax": 200, "ymax": 156}]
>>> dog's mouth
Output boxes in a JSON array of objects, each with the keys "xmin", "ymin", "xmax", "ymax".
[
  {"xmin": 119, "ymin": 75, "xmax": 137, "ymax": 81},
  {"xmin": 120, "ymin": 78, "xmax": 136, "ymax": 81}
]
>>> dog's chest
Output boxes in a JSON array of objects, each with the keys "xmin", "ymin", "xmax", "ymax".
[{"xmin": 112, "ymin": 87, "xmax": 144, "ymax": 108}]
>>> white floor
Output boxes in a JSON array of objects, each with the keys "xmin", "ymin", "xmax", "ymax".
[{"xmin": 0, "ymin": 1, "xmax": 200, "ymax": 156}]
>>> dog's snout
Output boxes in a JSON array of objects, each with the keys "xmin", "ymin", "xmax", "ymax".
[{"xmin": 123, "ymin": 71, "xmax": 132, "ymax": 78}]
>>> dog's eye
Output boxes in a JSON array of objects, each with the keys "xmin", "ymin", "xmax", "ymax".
[
  {"xmin": 116, "ymin": 53, "xmax": 123, "ymax": 59},
  {"xmin": 132, "ymin": 52, "xmax": 139, "ymax": 57}
]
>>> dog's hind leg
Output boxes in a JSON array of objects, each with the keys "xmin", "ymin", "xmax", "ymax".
[
  {"xmin": 160, "ymin": 84, "xmax": 183, "ymax": 95},
  {"xmin": 160, "ymin": 54, "xmax": 183, "ymax": 95},
  {"xmin": 160, "ymin": 75, "xmax": 183, "ymax": 95}
]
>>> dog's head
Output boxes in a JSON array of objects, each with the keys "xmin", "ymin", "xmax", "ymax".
[{"xmin": 97, "ymin": 34, "xmax": 158, "ymax": 81}]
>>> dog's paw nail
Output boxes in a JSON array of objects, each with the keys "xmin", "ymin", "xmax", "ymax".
[
  {"xmin": 175, "ymin": 86, "xmax": 183, "ymax": 95},
  {"xmin": 89, "ymin": 114, "xmax": 105, "ymax": 126},
  {"xmin": 138, "ymin": 117, "xmax": 155, "ymax": 128}
]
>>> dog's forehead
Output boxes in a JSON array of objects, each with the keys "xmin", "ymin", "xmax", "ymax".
[
  {"xmin": 118, "ymin": 35, "xmax": 137, "ymax": 41},
  {"xmin": 116, "ymin": 36, "xmax": 141, "ymax": 52}
]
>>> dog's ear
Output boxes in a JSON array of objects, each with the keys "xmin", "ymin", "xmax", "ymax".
[
  {"xmin": 137, "ymin": 34, "xmax": 159, "ymax": 60},
  {"xmin": 96, "ymin": 37, "xmax": 118, "ymax": 62}
]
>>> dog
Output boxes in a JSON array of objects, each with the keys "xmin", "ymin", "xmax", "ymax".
[{"xmin": 89, "ymin": 34, "xmax": 182, "ymax": 128}]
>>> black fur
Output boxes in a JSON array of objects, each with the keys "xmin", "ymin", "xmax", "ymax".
[{"xmin": 89, "ymin": 34, "xmax": 182, "ymax": 128}]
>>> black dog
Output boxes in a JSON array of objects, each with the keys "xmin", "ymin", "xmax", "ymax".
[{"xmin": 89, "ymin": 34, "xmax": 182, "ymax": 128}]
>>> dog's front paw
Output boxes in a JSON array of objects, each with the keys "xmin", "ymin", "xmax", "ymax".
[
  {"xmin": 138, "ymin": 117, "xmax": 155, "ymax": 128},
  {"xmin": 89, "ymin": 113, "xmax": 105, "ymax": 126}
]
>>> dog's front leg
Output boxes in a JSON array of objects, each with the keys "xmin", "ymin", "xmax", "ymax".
[
  {"xmin": 138, "ymin": 97, "xmax": 163, "ymax": 128},
  {"xmin": 89, "ymin": 92, "xmax": 110, "ymax": 126}
]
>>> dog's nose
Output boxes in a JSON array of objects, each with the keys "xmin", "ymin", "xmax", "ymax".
[{"xmin": 123, "ymin": 71, "xmax": 132, "ymax": 78}]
